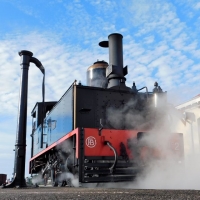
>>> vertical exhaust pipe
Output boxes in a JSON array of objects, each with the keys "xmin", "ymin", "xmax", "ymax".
[
  {"xmin": 3, "ymin": 50, "xmax": 45, "ymax": 188},
  {"xmin": 99, "ymin": 33, "xmax": 128, "ymax": 89}
]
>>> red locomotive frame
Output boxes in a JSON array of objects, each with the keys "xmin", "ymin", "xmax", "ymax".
[{"xmin": 30, "ymin": 128, "xmax": 184, "ymax": 184}]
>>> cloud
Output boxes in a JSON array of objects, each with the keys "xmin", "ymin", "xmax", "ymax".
[{"xmin": 194, "ymin": 2, "xmax": 200, "ymax": 10}]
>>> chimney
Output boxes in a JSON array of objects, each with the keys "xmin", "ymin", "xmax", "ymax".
[{"xmin": 99, "ymin": 33, "xmax": 128, "ymax": 89}]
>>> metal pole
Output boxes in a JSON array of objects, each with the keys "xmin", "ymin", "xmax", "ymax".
[
  {"xmin": 15, "ymin": 50, "xmax": 33, "ymax": 187},
  {"xmin": 2, "ymin": 50, "xmax": 45, "ymax": 188},
  {"xmin": 2, "ymin": 50, "xmax": 33, "ymax": 188}
]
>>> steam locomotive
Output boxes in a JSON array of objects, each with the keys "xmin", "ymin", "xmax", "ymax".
[{"xmin": 29, "ymin": 33, "xmax": 183, "ymax": 186}]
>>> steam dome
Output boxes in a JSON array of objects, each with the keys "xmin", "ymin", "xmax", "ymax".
[{"xmin": 87, "ymin": 60, "xmax": 108, "ymax": 88}]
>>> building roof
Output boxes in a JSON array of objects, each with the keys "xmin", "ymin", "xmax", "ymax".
[
  {"xmin": 176, "ymin": 94, "xmax": 200, "ymax": 110},
  {"xmin": 192, "ymin": 94, "xmax": 200, "ymax": 99}
]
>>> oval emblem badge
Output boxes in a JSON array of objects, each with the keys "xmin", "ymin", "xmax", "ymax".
[{"xmin": 86, "ymin": 136, "xmax": 96, "ymax": 148}]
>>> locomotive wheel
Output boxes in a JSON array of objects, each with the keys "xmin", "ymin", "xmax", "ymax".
[{"xmin": 51, "ymin": 169, "xmax": 58, "ymax": 187}]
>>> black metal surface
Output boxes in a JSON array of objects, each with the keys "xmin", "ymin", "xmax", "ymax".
[
  {"xmin": 5, "ymin": 50, "xmax": 45, "ymax": 188},
  {"xmin": 84, "ymin": 156, "xmax": 130, "ymax": 160},
  {"xmin": 79, "ymin": 128, "xmax": 85, "ymax": 182},
  {"xmin": 72, "ymin": 135, "xmax": 76, "ymax": 170},
  {"xmin": 7, "ymin": 50, "xmax": 33, "ymax": 188},
  {"xmin": 30, "ymin": 57, "xmax": 44, "ymax": 74},
  {"xmin": 84, "ymin": 162, "xmax": 133, "ymax": 168},
  {"xmin": 29, "ymin": 56, "xmax": 45, "ymax": 148},
  {"xmin": 99, "ymin": 33, "xmax": 128, "ymax": 89},
  {"xmin": 108, "ymin": 33, "xmax": 124, "ymax": 78},
  {"xmin": 84, "ymin": 169, "xmax": 137, "ymax": 175},
  {"xmin": 84, "ymin": 175, "xmax": 136, "ymax": 183},
  {"xmin": 81, "ymin": 155, "xmax": 140, "ymax": 183},
  {"xmin": 75, "ymin": 85, "xmax": 150, "ymax": 130},
  {"xmin": 99, "ymin": 41, "xmax": 109, "ymax": 47}
]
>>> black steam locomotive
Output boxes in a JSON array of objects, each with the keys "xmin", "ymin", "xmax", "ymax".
[{"xmin": 29, "ymin": 33, "xmax": 183, "ymax": 186}]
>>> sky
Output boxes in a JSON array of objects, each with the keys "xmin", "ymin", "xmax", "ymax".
[{"xmin": 0, "ymin": 0, "xmax": 200, "ymax": 179}]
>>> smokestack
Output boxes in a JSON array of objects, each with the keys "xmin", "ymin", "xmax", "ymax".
[{"xmin": 99, "ymin": 33, "xmax": 128, "ymax": 89}]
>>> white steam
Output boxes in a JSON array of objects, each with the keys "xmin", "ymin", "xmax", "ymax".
[
  {"xmin": 56, "ymin": 140, "xmax": 79, "ymax": 187},
  {"xmin": 57, "ymin": 172, "xmax": 79, "ymax": 187},
  {"xmin": 104, "ymin": 95, "xmax": 200, "ymax": 190},
  {"xmin": 133, "ymin": 156, "xmax": 200, "ymax": 189},
  {"xmin": 31, "ymin": 174, "xmax": 43, "ymax": 185},
  {"xmin": 131, "ymin": 99, "xmax": 200, "ymax": 189}
]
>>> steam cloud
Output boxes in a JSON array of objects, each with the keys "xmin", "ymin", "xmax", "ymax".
[
  {"xmin": 105, "ymin": 96, "xmax": 200, "ymax": 190},
  {"xmin": 31, "ymin": 174, "xmax": 43, "ymax": 185},
  {"xmin": 132, "ymin": 103, "xmax": 200, "ymax": 190}
]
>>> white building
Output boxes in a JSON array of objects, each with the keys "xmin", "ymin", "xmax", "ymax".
[{"xmin": 176, "ymin": 94, "xmax": 200, "ymax": 158}]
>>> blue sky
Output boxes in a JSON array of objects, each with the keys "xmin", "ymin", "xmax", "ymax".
[{"xmin": 0, "ymin": 0, "xmax": 200, "ymax": 179}]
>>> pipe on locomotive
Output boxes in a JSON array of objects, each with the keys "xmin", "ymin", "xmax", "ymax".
[
  {"xmin": 3, "ymin": 50, "xmax": 45, "ymax": 188},
  {"xmin": 99, "ymin": 33, "xmax": 128, "ymax": 89}
]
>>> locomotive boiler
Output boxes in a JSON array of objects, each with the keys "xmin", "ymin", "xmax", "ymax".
[{"xmin": 29, "ymin": 33, "xmax": 183, "ymax": 187}]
